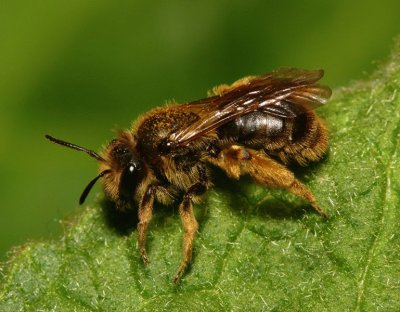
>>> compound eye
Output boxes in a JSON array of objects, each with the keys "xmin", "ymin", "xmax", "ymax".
[
  {"xmin": 112, "ymin": 145, "xmax": 132, "ymax": 166},
  {"xmin": 119, "ymin": 160, "xmax": 145, "ymax": 200}
]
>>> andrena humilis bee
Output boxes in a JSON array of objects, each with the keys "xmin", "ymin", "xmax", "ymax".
[{"xmin": 46, "ymin": 68, "xmax": 331, "ymax": 283}]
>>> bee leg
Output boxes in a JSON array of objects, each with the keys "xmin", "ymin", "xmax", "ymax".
[
  {"xmin": 209, "ymin": 76, "xmax": 256, "ymax": 96},
  {"xmin": 137, "ymin": 185, "xmax": 156, "ymax": 264},
  {"xmin": 246, "ymin": 151, "xmax": 327, "ymax": 218},
  {"xmin": 208, "ymin": 145, "xmax": 327, "ymax": 218},
  {"xmin": 173, "ymin": 180, "xmax": 207, "ymax": 284},
  {"xmin": 284, "ymin": 179, "xmax": 328, "ymax": 218}
]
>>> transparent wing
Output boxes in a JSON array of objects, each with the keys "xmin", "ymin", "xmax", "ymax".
[{"xmin": 169, "ymin": 68, "xmax": 331, "ymax": 147}]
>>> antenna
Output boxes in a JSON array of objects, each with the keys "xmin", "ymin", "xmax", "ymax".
[
  {"xmin": 45, "ymin": 134, "xmax": 105, "ymax": 161},
  {"xmin": 79, "ymin": 169, "xmax": 111, "ymax": 204}
]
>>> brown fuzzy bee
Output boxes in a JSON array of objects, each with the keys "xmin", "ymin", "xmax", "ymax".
[{"xmin": 46, "ymin": 68, "xmax": 331, "ymax": 283}]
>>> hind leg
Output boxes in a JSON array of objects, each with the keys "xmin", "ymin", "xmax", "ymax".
[
  {"xmin": 209, "ymin": 76, "xmax": 256, "ymax": 96},
  {"xmin": 206, "ymin": 145, "xmax": 327, "ymax": 218}
]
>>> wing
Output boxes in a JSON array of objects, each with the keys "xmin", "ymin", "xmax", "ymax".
[{"xmin": 168, "ymin": 68, "xmax": 331, "ymax": 147}]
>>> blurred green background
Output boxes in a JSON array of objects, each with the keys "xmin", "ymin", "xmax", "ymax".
[{"xmin": 1, "ymin": 0, "xmax": 400, "ymax": 259}]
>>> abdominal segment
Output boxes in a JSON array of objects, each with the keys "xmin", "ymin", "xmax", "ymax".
[{"xmin": 217, "ymin": 107, "xmax": 328, "ymax": 165}]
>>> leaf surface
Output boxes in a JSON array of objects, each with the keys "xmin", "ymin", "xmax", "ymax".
[{"xmin": 2, "ymin": 39, "xmax": 400, "ymax": 312}]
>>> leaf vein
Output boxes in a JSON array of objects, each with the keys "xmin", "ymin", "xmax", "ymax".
[{"xmin": 354, "ymin": 119, "xmax": 400, "ymax": 311}]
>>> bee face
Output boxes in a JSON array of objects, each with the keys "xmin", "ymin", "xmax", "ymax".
[{"xmin": 102, "ymin": 136, "xmax": 146, "ymax": 210}]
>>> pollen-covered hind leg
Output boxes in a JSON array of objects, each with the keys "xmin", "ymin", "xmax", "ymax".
[
  {"xmin": 207, "ymin": 145, "xmax": 327, "ymax": 218},
  {"xmin": 209, "ymin": 76, "xmax": 256, "ymax": 96}
]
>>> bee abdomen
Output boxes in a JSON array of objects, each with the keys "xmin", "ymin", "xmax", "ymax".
[
  {"xmin": 283, "ymin": 111, "xmax": 328, "ymax": 165},
  {"xmin": 217, "ymin": 109, "xmax": 328, "ymax": 165},
  {"xmin": 272, "ymin": 111, "xmax": 328, "ymax": 165},
  {"xmin": 217, "ymin": 111, "xmax": 288, "ymax": 146}
]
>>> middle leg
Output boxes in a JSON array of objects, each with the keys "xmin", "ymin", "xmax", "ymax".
[
  {"xmin": 173, "ymin": 165, "xmax": 208, "ymax": 283},
  {"xmin": 137, "ymin": 183, "xmax": 175, "ymax": 264}
]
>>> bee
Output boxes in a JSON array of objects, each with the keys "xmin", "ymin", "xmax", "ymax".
[{"xmin": 46, "ymin": 68, "xmax": 331, "ymax": 283}]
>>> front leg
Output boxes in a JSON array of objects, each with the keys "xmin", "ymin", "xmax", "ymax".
[
  {"xmin": 173, "ymin": 178, "xmax": 208, "ymax": 283},
  {"xmin": 137, "ymin": 185, "xmax": 155, "ymax": 264}
]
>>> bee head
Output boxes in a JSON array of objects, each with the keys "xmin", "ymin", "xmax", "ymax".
[
  {"xmin": 101, "ymin": 134, "xmax": 146, "ymax": 210},
  {"xmin": 45, "ymin": 132, "xmax": 146, "ymax": 210}
]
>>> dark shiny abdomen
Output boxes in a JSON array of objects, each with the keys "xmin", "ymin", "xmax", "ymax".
[
  {"xmin": 217, "ymin": 107, "xmax": 327, "ymax": 164},
  {"xmin": 218, "ymin": 111, "xmax": 288, "ymax": 146}
]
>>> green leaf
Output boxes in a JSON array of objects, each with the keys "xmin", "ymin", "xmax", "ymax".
[{"xmin": 2, "ymin": 39, "xmax": 400, "ymax": 312}]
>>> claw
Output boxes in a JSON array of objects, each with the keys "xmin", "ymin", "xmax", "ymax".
[
  {"xmin": 173, "ymin": 264, "xmax": 186, "ymax": 284},
  {"xmin": 140, "ymin": 250, "xmax": 150, "ymax": 265}
]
